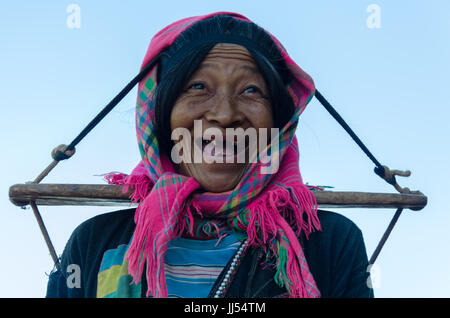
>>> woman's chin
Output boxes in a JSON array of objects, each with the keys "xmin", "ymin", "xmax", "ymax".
[
  {"xmin": 198, "ymin": 177, "xmax": 238, "ymax": 193},
  {"xmin": 179, "ymin": 162, "xmax": 250, "ymax": 193}
]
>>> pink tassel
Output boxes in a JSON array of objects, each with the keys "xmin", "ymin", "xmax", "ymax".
[
  {"xmin": 126, "ymin": 177, "xmax": 201, "ymax": 298},
  {"xmin": 104, "ymin": 172, "xmax": 153, "ymax": 205},
  {"xmin": 239, "ymin": 183, "xmax": 320, "ymax": 298},
  {"xmin": 285, "ymin": 246, "xmax": 306, "ymax": 297}
]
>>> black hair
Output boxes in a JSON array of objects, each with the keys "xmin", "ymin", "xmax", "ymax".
[{"xmin": 153, "ymin": 15, "xmax": 295, "ymax": 156}]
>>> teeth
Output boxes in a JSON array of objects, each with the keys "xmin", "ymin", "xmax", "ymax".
[
  {"xmin": 202, "ymin": 138, "xmax": 239, "ymax": 147},
  {"xmin": 202, "ymin": 139, "xmax": 237, "ymax": 145}
]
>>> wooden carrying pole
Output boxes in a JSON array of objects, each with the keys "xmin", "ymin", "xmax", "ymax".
[
  {"xmin": 10, "ymin": 183, "xmax": 427, "ymax": 269},
  {"xmin": 9, "ymin": 183, "xmax": 427, "ymax": 211}
]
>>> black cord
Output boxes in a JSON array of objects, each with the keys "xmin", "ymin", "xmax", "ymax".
[
  {"xmin": 314, "ymin": 90, "xmax": 385, "ymax": 178},
  {"xmin": 66, "ymin": 55, "xmax": 161, "ymax": 151}
]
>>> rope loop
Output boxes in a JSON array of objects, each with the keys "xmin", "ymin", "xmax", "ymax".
[{"xmin": 51, "ymin": 144, "xmax": 76, "ymax": 161}]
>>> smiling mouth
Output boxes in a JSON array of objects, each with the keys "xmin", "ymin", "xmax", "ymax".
[{"xmin": 198, "ymin": 136, "xmax": 250, "ymax": 163}]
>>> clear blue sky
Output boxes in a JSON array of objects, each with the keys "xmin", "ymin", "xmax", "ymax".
[{"xmin": 1, "ymin": 1, "xmax": 449, "ymax": 297}]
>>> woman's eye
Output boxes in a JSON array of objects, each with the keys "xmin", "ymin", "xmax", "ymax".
[
  {"xmin": 188, "ymin": 83, "xmax": 205, "ymax": 90},
  {"xmin": 243, "ymin": 86, "xmax": 259, "ymax": 94}
]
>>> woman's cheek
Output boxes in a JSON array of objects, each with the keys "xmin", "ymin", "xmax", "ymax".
[
  {"xmin": 170, "ymin": 105, "xmax": 193, "ymax": 132},
  {"xmin": 243, "ymin": 104, "xmax": 273, "ymax": 130}
]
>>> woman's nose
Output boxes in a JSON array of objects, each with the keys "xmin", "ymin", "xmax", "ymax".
[{"xmin": 204, "ymin": 94, "xmax": 244, "ymax": 128}]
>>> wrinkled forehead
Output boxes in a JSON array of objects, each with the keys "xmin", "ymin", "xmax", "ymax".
[
  {"xmin": 203, "ymin": 43, "xmax": 254, "ymax": 62},
  {"xmin": 194, "ymin": 43, "xmax": 260, "ymax": 74}
]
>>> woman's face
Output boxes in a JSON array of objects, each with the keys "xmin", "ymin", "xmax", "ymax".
[{"xmin": 170, "ymin": 43, "xmax": 274, "ymax": 192}]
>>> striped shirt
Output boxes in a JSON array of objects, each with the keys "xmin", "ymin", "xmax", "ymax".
[{"xmin": 164, "ymin": 233, "xmax": 241, "ymax": 298}]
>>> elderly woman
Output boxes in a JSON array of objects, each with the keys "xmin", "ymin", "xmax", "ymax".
[{"xmin": 46, "ymin": 12, "xmax": 373, "ymax": 298}]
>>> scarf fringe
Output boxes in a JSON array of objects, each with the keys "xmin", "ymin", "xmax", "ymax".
[
  {"xmin": 113, "ymin": 175, "xmax": 200, "ymax": 298},
  {"xmin": 104, "ymin": 172, "xmax": 162, "ymax": 296},
  {"xmin": 104, "ymin": 170, "xmax": 321, "ymax": 298},
  {"xmin": 234, "ymin": 182, "xmax": 320, "ymax": 298},
  {"xmin": 104, "ymin": 172, "xmax": 153, "ymax": 207}
]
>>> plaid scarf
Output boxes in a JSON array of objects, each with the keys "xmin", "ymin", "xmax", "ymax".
[{"xmin": 106, "ymin": 12, "xmax": 321, "ymax": 298}]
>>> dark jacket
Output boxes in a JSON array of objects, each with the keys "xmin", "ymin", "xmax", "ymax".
[{"xmin": 46, "ymin": 209, "xmax": 374, "ymax": 298}]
